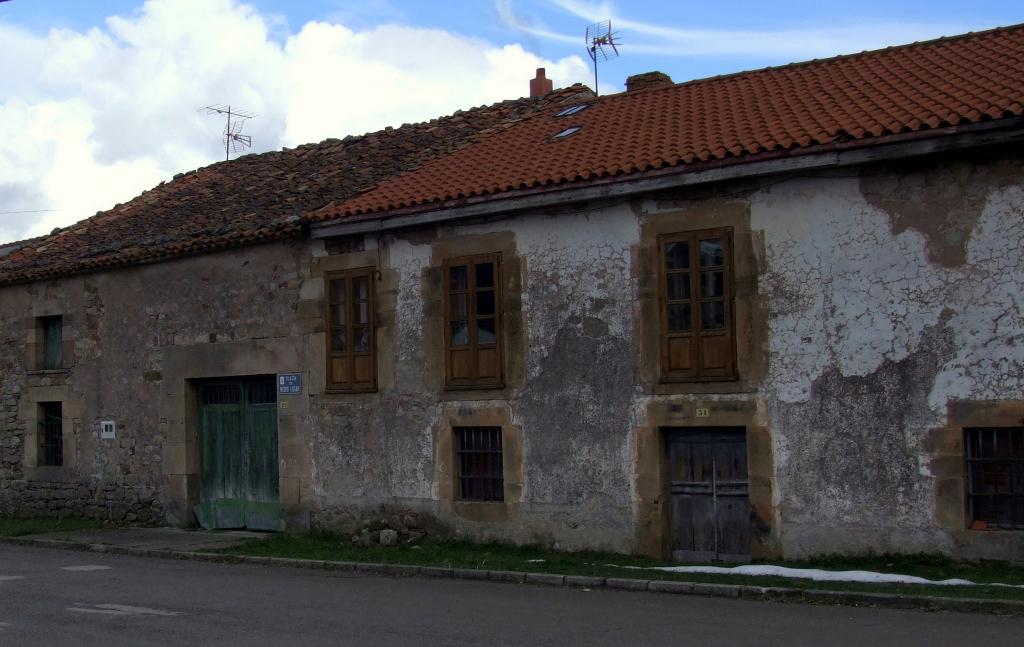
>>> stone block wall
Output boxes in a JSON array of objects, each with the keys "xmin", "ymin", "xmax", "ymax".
[{"xmin": 1, "ymin": 146, "xmax": 1022, "ymax": 561}]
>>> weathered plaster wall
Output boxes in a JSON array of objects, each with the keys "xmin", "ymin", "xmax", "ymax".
[
  {"xmin": 303, "ymin": 205, "xmax": 641, "ymax": 552},
  {"xmin": 750, "ymin": 151, "xmax": 1024, "ymax": 559},
  {"xmin": 2, "ymin": 146, "xmax": 1022, "ymax": 560}
]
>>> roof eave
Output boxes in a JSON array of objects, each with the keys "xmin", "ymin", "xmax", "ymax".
[{"xmin": 312, "ymin": 117, "xmax": 1024, "ymax": 239}]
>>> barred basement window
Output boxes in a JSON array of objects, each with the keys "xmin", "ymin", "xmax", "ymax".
[
  {"xmin": 658, "ymin": 228, "xmax": 736, "ymax": 381},
  {"xmin": 443, "ymin": 254, "xmax": 503, "ymax": 388},
  {"xmin": 247, "ymin": 381, "xmax": 278, "ymax": 405},
  {"xmin": 40, "ymin": 315, "xmax": 63, "ymax": 370},
  {"xmin": 38, "ymin": 402, "xmax": 63, "ymax": 467},
  {"xmin": 456, "ymin": 427, "xmax": 504, "ymax": 502},
  {"xmin": 325, "ymin": 268, "xmax": 376, "ymax": 392},
  {"xmin": 966, "ymin": 427, "xmax": 1024, "ymax": 530},
  {"xmin": 202, "ymin": 383, "xmax": 242, "ymax": 406}
]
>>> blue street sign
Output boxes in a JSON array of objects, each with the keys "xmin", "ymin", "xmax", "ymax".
[{"xmin": 278, "ymin": 373, "xmax": 302, "ymax": 395}]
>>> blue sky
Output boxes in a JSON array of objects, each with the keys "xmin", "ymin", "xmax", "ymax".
[
  {"xmin": 1, "ymin": 0, "xmax": 1021, "ymax": 241},
  {"xmin": 4, "ymin": 0, "xmax": 1021, "ymax": 86}
]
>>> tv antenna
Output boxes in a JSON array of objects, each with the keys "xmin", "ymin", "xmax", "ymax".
[
  {"xmin": 585, "ymin": 20, "xmax": 620, "ymax": 96},
  {"xmin": 201, "ymin": 104, "xmax": 255, "ymax": 160}
]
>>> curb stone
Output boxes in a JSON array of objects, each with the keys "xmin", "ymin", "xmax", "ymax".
[
  {"xmin": 2, "ymin": 535, "xmax": 1022, "ymax": 616},
  {"xmin": 648, "ymin": 580, "xmax": 694, "ymax": 594},
  {"xmin": 565, "ymin": 575, "xmax": 605, "ymax": 588},
  {"xmin": 606, "ymin": 577, "xmax": 650, "ymax": 591},
  {"xmin": 420, "ymin": 566, "xmax": 454, "ymax": 579},
  {"xmin": 452, "ymin": 568, "xmax": 489, "ymax": 580},
  {"xmin": 692, "ymin": 583, "xmax": 741, "ymax": 598},
  {"xmin": 489, "ymin": 570, "xmax": 526, "ymax": 584},
  {"xmin": 526, "ymin": 573, "xmax": 565, "ymax": 586}
]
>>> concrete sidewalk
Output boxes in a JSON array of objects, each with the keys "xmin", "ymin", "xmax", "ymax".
[{"xmin": 25, "ymin": 527, "xmax": 268, "ymax": 552}]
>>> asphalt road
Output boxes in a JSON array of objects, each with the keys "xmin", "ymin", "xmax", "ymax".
[{"xmin": 1, "ymin": 544, "xmax": 1022, "ymax": 646}]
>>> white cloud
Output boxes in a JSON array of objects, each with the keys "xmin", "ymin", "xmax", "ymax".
[
  {"xmin": 495, "ymin": 0, "xmax": 577, "ymax": 45},
  {"xmin": 538, "ymin": 0, "xmax": 985, "ymax": 59},
  {"xmin": 0, "ymin": 0, "xmax": 589, "ymax": 243}
]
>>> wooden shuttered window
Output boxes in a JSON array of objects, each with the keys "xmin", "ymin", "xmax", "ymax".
[
  {"xmin": 444, "ymin": 254, "xmax": 503, "ymax": 389},
  {"xmin": 325, "ymin": 268, "xmax": 376, "ymax": 392},
  {"xmin": 41, "ymin": 316, "xmax": 63, "ymax": 370},
  {"xmin": 659, "ymin": 228, "xmax": 737, "ymax": 381}
]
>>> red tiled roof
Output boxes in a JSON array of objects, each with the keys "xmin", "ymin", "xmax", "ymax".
[
  {"xmin": 314, "ymin": 24, "xmax": 1024, "ymax": 222},
  {"xmin": 0, "ymin": 86, "xmax": 591, "ymax": 286}
]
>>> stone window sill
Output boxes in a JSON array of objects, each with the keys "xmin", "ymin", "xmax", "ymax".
[{"xmin": 27, "ymin": 368, "xmax": 71, "ymax": 376}]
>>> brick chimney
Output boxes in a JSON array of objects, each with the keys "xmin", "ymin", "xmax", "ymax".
[
  {"xmin": 530, "ymin": 68, "xmax": 553, "ymax": 98},
  {"xmin": 626, "ymin": 71, "xmax": 674, "ymax": 93}
]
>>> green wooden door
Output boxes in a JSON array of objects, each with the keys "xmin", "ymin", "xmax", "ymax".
[{"xmin": 195, "ymin": 379, "xmax": 280, "ymax": 531}]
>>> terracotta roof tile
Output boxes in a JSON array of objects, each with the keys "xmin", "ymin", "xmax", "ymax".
[
  {"xmin": 0, "ymin": 86, "xmax": 591, "ymax": 286},
  {"xmin": 314, "ymin": 25, "xmax": 1024, "ymax": 222},
  {"xmin": 6, "ymin": 25, "xmax": 1024, "ymax": 286}
]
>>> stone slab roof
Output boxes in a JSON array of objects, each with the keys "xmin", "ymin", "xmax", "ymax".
[{"xmin": 0, "ymin": 86, "xmax": 591, "ymax": 286}]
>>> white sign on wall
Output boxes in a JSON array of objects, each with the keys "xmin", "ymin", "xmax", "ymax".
[{"xmin": 100, "ymin": 421, "xmax": 116, "ymax": 440}]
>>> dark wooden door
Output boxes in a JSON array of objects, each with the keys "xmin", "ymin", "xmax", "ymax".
[
  {"xmin": 195, "ymin": 379, "xmax": 280, "ymax": 531},
  {"xmin": 668, "ymin": 428, "xmax": 750, "ymax": 562}
]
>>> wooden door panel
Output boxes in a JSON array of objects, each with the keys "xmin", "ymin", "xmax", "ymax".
[
  {"xmin": 700, "ymin": 335, "xmax": 729, "ymax": 370},
  {"xmin": 477, "ymin": 347, "xmax": 499, "ymax": 380},
  {"xmin": 714, "ymin": 438, "xmax": 748, "ymax": 482},
  {"xmin": 196, "ymin": 388, "xmax": 245, "ymax": 530},
  {"xmin": 716, "ymin": 494, "xmax": 752, "ymax": 559},
  {"xmin": 197, "ymin": 379, "xmax": 279, "ymax": 531},
  {"xmin": 668, "ymin": 427, "xmax": 750, "ymax": 562},
  {"xmin": 667, "ymin": 337, "xmax": 693, "ymax": 372},
  {"xmin": 450, "ymin": 349, "xmax": 473, "ymax": 380},
  {"xmin": 353, "ymin": 355, "xmax": 373, "ymax": 385},
  {"xmin": 671, "ymin": 494, "xmax": 715, "ymax": 555},
  {"xmin": 330, "ymin": 357, "xmax": 348, "ymax": 384}
]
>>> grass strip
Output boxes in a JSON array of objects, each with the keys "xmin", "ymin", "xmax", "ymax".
[{"xmin": 222, "ymin": 531, "xmax": 1024, "ymax": 602}]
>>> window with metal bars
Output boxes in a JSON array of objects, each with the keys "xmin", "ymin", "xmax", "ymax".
[
  {"xmin": 455, "ymin": 427, "xmax": 504, "ymax": 502},
  {"xmin": 965, "ymin": 427, "xmax": 1024, "ymax": 530},
  {"xmin": 202, "ymin": 383, "xmax": 241, "ymax": 406},
  {"xmin": 325, "ymin": 268, "xmax": 376, "ymax": 392},
  {"xmin": 200, "ymin": 382, "xmax": 276, "ymax": 406},
  {"xmin": 658, "ymin": 228, "xmax": 736, "ymax": 381},
  {"xmin": 247, "ymin": 381, "xmax": 277, "ymax": 405},
  {"xmin": 38, "ymin": 402, "xmax": 63, "ymax": 467}
]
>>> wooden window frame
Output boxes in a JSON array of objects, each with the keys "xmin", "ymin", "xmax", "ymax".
[
  {"xmin": 39, "ymin": 315, "xmax": 64, "ymax": 371},
  {"xmin": 658, "ymin": 227, "xmax": 737, "ymax": 382},
  {"xmin": 324, "ymin": 267, "xmax": 377, "ymax": 393},
  {"xmin": 454, "ymin": 426, "xmax": 505, "ymax": 502},
  {"xmin": 443, "ymin": 253, "xmax": 504, "ymax": 390}
]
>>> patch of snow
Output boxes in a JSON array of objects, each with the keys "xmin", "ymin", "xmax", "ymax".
[{"xmin": 613, "ymin": 564, "xmax": 1024, "ymax": 588}]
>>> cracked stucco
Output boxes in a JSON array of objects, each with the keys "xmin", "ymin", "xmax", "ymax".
[
  {"xmin": 2, "ymin": 149, "xmax": 1023, "ymax": 558},
  {"xmin": 755, "ymin": 178, "xmax": 1024, "ymax": 409},
  {"xmin": 753, "ymin": 171, "xmax": 1024, "ymax": 556}
]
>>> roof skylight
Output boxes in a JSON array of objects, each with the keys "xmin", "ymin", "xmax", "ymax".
[
  {"xmin": 553, "ymin": 126, "xmax": 582, "ymax": 139},
  {"xmin": 554, "ymin": 104, "xmax": 590, "ymax": 117}
]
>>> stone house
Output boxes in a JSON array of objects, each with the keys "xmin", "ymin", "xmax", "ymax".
[{"xmin": 2, "ymin": 25, "xmax": 1024, "ymax": 561}]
